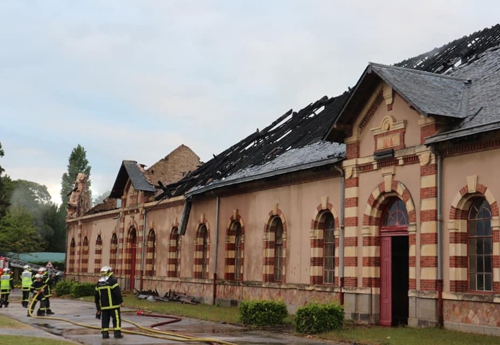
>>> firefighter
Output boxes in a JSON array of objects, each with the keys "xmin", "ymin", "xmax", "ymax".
[
  {"xmin": 95, "ymin": 266, "xmax": 124, "ymax": 339},
  {"xmin": 0, "ymin": 268, "xmax": 14, "ymax": 308},
  {"xmin": 21, "ymin": 265, "xmax": 33, "ymax": 307},
  {"xmin": 28, "ymin": 273, "xmax": 46, "ymax": 317},
  {"xmin": 38, "ymin": 267, "xmax": 55, "ymax": 314}
]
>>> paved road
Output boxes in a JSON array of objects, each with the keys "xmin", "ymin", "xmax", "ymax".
[{"xmin": 1, "ymin": 290, "xmax": 337, "ymax": 345}]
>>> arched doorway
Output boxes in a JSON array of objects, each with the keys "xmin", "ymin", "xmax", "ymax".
[
  {"xmin": 129, "ymin": 228, "xmax": 137, "ymax": 291},
  {"xmin": 380, "ymin": 198, "xmax": 409, "ymax": 326}
]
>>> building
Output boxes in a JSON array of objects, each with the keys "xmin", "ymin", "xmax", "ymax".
[{"xmin": 66, "ymin": 25, "xmax": 500, "ymax": 335}]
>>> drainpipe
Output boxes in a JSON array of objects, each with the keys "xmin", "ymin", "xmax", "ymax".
[
  {"xmin": 435, "ymin": 149, "xmax": 443, "ymax": 327},
  {"xmin": 212, "ymin": 192, "xmax": 220, "ymax": 305},
  {"xmin": 334, "ymin": 165, "xmax": 345, "ymax": 305}
]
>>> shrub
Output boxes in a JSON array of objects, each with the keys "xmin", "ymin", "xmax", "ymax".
[
  {"xmin": 294, "ymin": 302, "xmax": 344, "ymax": 334},
  {"xmin": 54, "ymin": 279, "xmax": 76, "ymax": 296},
  {"xmin": 70, "ymin": 282, "xmax": 96, "ymax": 298},
  {"xmin": 239, "ymin": 300, "xmax": 288, "ymax": 326}
]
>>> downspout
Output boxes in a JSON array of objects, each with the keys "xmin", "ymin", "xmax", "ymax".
[
  {"xmin": 434, "ymin": 148, "xmax": 444, "ymax": 327},
  {"xmin": 334, "ymin": 165, "xmax": 345, "ymax": 305},
  {"xmin": 212, "ymin": 191, "xmax": 220, "ymax": 305}
]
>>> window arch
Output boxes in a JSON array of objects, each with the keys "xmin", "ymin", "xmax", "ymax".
[
  {"xmin": 146, "ymin": 229, "xmax": 156, "ymax": 276},
  {"xmin": 94, "ymin": 235, "xmax": 102, "ymax": 274},
  {"xmin": 168, "ymin": 227, "xmax": 181, "ymax": 278},
  {"xmin": 194, "ymin": 224, "xmax": 209, "ymax": 279},
  {"xmin": 468, "ymin": 198, "xmax": 492, "ymax": 291},
  {"xmin": 382, "ymin": 198, "xmax": 409, "ymax": 228},
  {"xmin": 82, "ymin": 236, "xmax": 89, "ymax": 273}
]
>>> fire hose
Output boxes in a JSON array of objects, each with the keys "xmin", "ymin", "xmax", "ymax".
[{"xmin": 27, "ymin": 291, "xmax": 236, "ymax": 345}]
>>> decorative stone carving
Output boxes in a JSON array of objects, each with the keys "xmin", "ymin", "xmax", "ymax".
[{"xmin": 67, "ymin": 173, "xmax": 91, "ymax": 219}]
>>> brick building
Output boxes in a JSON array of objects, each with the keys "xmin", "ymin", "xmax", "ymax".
[{"xmin": 66, "ymin": 25, "xmax": 500, "ymax": 335}]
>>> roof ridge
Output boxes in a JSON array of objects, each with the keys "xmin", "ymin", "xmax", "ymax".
[{"xmin": 369, "ymin": 62, "xmax": 469, "ymax": 81}]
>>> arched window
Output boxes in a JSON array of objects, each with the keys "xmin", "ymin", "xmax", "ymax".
[
  {"xmin": 323, "ymin": 212, "xmax": 335, "ymax": 284},
  {"xmin": 234, "ymin": 222, "xmax": 243, "ymax": 280},
  {"xmin": 468, "ymin": 198, "xmax": 492, "ymax": 291},
  {"xmin": 69, "ymin": 238, "xmax": 76, "ymax": 273},
  {"xmin": 273, "ymin": 217, "xmax": 284, "ymax": 282},
  {"xmin": 82, "ymin": 237, "xmax": 89, "ymax": 273},
  {"xmin": 194, "ymin": 224, "xmax": 209, "ymax": 279},
  {"xmin": 146, "ymin": 229, "xmax": 156, "ymax": 276},
  {"xmin": 382, "ymin": 199, "xmax": 408, "ymax": 228},
  {"xmin": 110, "ymin": 234, "xmax": 118, "ymax": 270},
  {"xmin": 168, "ymin": 227, "xmax": 181, "ymax": 278},
  {"xmin": 94, "ymin": 235, "xmax": 102, "ymax": 274}
]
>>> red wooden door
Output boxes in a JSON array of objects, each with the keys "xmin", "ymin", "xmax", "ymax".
[{"xmin": 380, "ymin": 236, "xmax": 392, "ymax": 326}]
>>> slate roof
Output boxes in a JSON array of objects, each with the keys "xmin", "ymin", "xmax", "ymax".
[
  {"xmin": 110, "ymin": 160, "xmax": 156, "ymax": 198},
  {"xmin": 158, "ymin": 24, "xmax": 500, "ymax": 200}
]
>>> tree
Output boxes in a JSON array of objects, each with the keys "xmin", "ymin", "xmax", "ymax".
[
  {"xmin": 0, "ymin": 142, "xmax": 13, "ymax": 218},
  {"xmin": 0, "ymin": 207, "xmax": 42, "ymax": 254},
  {"xmin": 61, "ymin": 144, "xmax": 92, "ymax": 211},
  {"xmin": 43, "ymin": 204, "xmax": 67, "ymax": 252}
]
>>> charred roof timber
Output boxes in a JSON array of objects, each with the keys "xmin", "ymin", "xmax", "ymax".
[{"xmin": 157, "ymin": 24, "xmax": 500, "ymax": 201}]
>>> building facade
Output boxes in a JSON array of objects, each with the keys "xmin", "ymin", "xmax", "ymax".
[{"xmin": 66, "ymin": 25, "xmax": 500, "ymax": 335}]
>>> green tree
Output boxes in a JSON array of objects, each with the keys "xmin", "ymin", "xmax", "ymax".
[
  {"xmin": 0, "ymin": 207, "xmax": 42, "ymax": 254},
  {"xmin": 60, "ymin": 144, "xmax": 92, "ymax": 211},
  {"xmin": 0, "ymin": 142, "xmax": 13, "ymax": 218}
]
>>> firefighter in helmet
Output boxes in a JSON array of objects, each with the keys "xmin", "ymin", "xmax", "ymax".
[
  {"xmin": 21, "ymin": 265, "xmax": 33, "ymax": 307},
  {"xmin": 95, "ymin": 266, "xmax": 124, "ymax": 339},
  {"xmin": 28, "ymin": 273, "xmax": 47, "ymax": 317},
  {"xmin": 0, "ymin": 268, "xmax": 14, "ymax": 308},
  {"xmin": 38, "ymin": 267, "xmax": 54, "ymax": 314}
]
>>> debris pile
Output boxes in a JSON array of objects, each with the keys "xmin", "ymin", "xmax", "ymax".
[{"xmin": 134, "ymin": 289, "xmax": 200, "ymax": 305}]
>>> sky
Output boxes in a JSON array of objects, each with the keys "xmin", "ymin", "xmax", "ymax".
[{"xmin": 1, "ymin": 1, "xmax": 499, "ymax": 205}]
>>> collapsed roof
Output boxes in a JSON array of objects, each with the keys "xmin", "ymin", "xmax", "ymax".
[{"xmin": 158, "ymin": 24, "xmax": 500, "ymax": 200}]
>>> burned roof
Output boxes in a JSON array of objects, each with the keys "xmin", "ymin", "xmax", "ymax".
[
  {"xmin": 158, "ymin": 94, "xmax": 349, "ymax": 199},
  {"xmin": 110, "ymin": 160, "xmax": 156, "ymax": 198},
  {"xmin": 159, "ymin": 24, "xmax": 500, "ymax": 200}
]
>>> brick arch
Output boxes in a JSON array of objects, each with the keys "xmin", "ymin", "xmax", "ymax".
[
  {"xmin": 263, "ymin": 206, "xmax": 287, "ymax": 283},
  {"xmin": 193, "ymin": 216, "xmax": 210, "ymax": 279},
  {"xmin": 69, "ymin": 238, "xmax": 76, "ymax": 273},
  {"xmin": 224, "ymin": 211, "xmax": 245, "ymax": 280},
  {"xmin": 124, "ymin": 226, "xmax": 138, "ymax": 276},
  {"xmin": 310, "ymin": 200, "xmax": 340, "ymax": 285},
  {"xmin": 448, "ymin": 182, "xmax": 500, "ymax": 292},
  {"xmin": 363, "ymin": 180, "xmax": 416, "ymax": 230},
  {"xmin": 362, "ymin": 180, "xmax": 416, "ymax": 289}
]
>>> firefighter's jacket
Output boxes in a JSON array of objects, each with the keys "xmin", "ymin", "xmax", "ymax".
[
  {"xmin": 31, "ymin": 280, "xmax": 47, "ymax": 301},
  {"xmin": 40, "ymin": 272, "xmax": 53, "ymax": 297},
  {"xmin": 0, "ymin": 273, "xmax": 13, "ymax": 292},
  {"xmin": 21, "ymin": 271, "xmax": 33, "ymax": 291},
  {"xmin": 95, "ymin": 275, "xmax": 123, "ymax": 311}
]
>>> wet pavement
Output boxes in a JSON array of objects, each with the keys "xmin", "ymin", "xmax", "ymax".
[{"xmin": 0, "ymin": 290, "xmax": 337, "ymax": 344}]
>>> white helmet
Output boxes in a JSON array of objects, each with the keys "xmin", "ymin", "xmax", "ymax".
[
  {"xmin": 3, "ymin": 268, "xmax": 10, "ymax": 273},
  {"xmin": 34, "ymin": 274, "xmax": 43, "ymax": 279},
  {"xmin": 38, "ymin": 267, "xmax": 47, "ymax": 273},
  {"xmin": 23, "ymin": 265, "xmax": 30, "ymax": 270},
  {"xmin": 100, "ymin": 266, "xmax": 113, "ymax": 276}
]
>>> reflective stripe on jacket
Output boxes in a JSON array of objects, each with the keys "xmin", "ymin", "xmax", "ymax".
[
  {"xmin": 22, "ymin": 271, "xmax": 33, "ymax": 291},
  {"xmin": 0, "ymin": 274, "xmax": 12, "ymax": 292},
  {"xmin": 95, "ymin": 276, "xmax": 123, "ymax": 310}
]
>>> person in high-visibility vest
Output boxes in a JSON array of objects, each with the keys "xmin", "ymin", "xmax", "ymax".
[
  {"xmin": 21, "ymin": 265, "xmax": 33, "ymax": 308},
  {"xmin": 0, "ymin": 268, "xmax": 14, "ymax": 308},
  {"xmin": 95, "ymin": 266, "xmax": 124, "ymax": 339}
]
